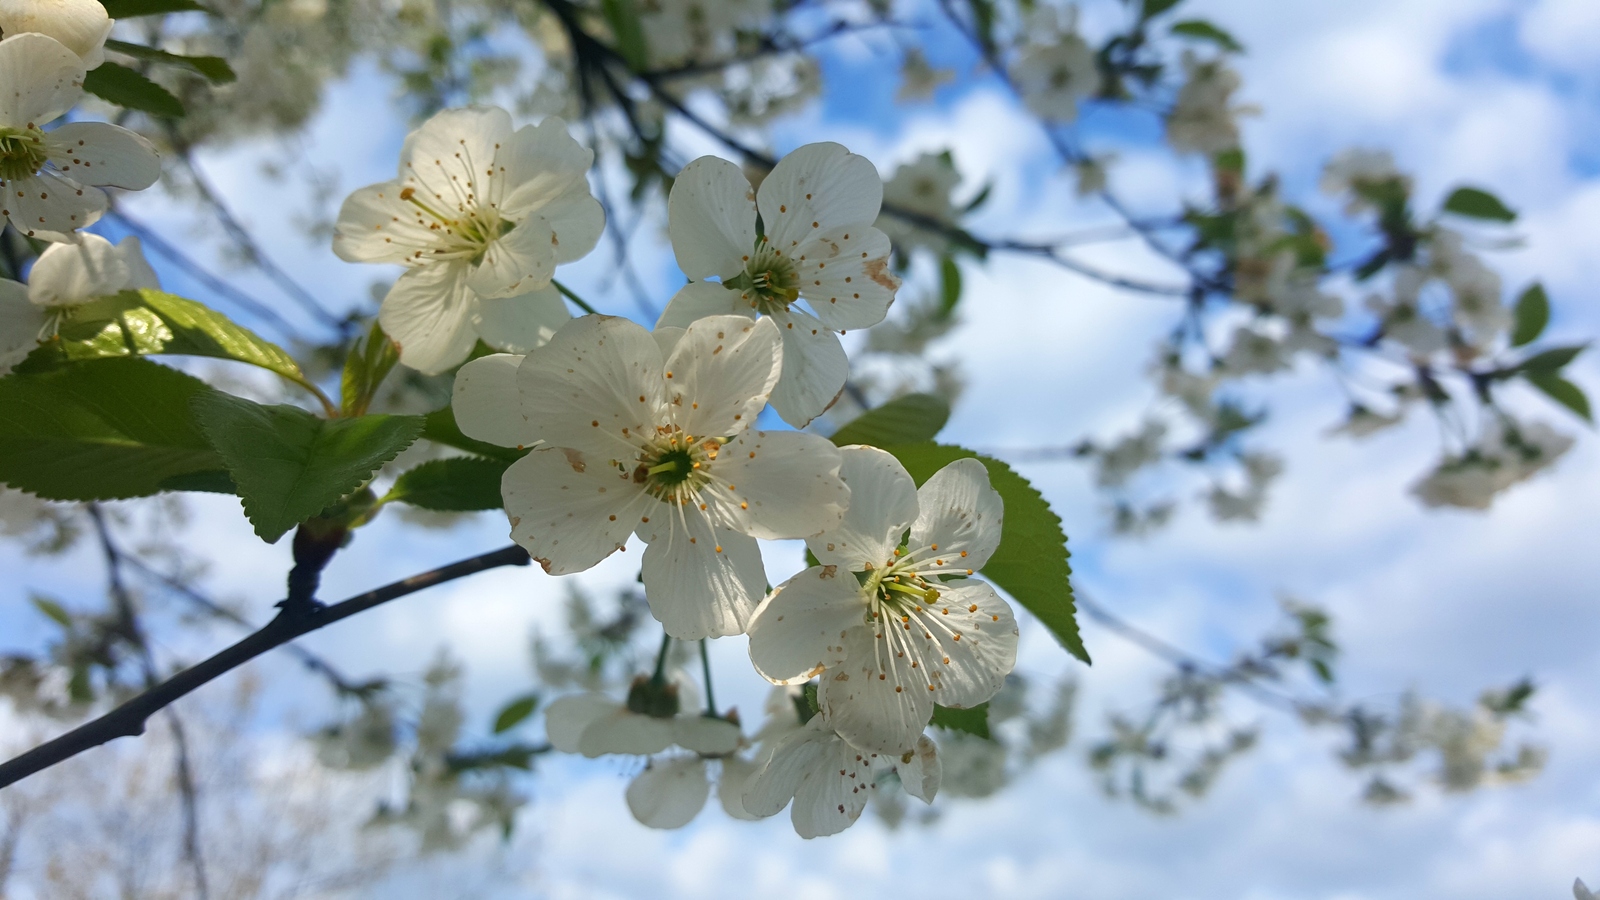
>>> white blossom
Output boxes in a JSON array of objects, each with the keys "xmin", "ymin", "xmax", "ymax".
[
  {"xmin": 544, "ymin": 688, "xmax": 741, "ymax": 758},
  {"xmin": 896, "ymin": 48, "xmax": 953, "ymax": 102},
  {"xmin": 875, "ymin": 151, "xmax": 961, "ymax": 257},
  {"xmin": 659, "ymin": 142, "xmax": 900, "ymax": 427},
  {"xmin": 0, "ymin": 0, "xmax": 111, "ymax": 67},
  {"xmin": 452, "ymin": 314, "xmax": 850, "ymax": 639},
  {"xmin": 1320, "ymin": 147, "xmax": 1408, "ymax": 214},
  {"xmin": 333, "ymin": 107, "xmax": 601, "ymax": 374},
  {"xmin": 1412, "ymin": 418, "xmax": 1573, "ymax": 510},
  {"xmin": 0, "ymin": 33, "xmax": 161, "ymax": 241},
  {"xmin": 0, "ymin": 232, "xmax": 156, "ymax": 374},
  {"xmin": 1011, "ymin": 34, "xmax": 1100, "ymax": 123},
  {"xmin": 1166, "ymin": 52, "xmax": 1252, "ymax": 155},
  {"xmin": 746, "ymin": 448, "xmax": 1017, "ymax": 756},
  {"xmin": 637, "ymin": 0, "xmax": 771, "ymax": 68},
  {"xmin": 1430, "ymin": 228, "xmax": 1507, "ymax": 347},
  {"xmin": 625, "ymin": 754, "xmax": 764, "ymax": 828}
]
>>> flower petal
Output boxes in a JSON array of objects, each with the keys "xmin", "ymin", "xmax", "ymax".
[
  {"xmin": 0, "ymin": 279, "xmax": 46, "ymax": 376},
  {"xmin": 820, "ymin": 622, "xmax": 933, "ymax": 756},
  {"xmin": 26, "ymin": 232, "xmax": 128, "ymax": 306},
  {"xmin": 498, "ymin": 117, "xmax": 599, "ymax": 256},
  {"xmin": 0, "ymin": 33, "xmax": 83, "ymax": 126},
  {"xmin": 116, "ymin": 236, "xmax": 159, "ymax": 289},
  {"xmin": 626, "ymin": 756, "xmax": 710, "ymax": 829},
  {"xmin": 578, "ymin": 710, "xmax": 674, "ymax": 757},
  {"xmin": 331, "ymin": 181, "xmax": 432, "ymax": 265},
  {"xmin": 397, "ymin": 106, "xmax": 514, "ymax": 210},
  {"xmin": 910, "ymin": 457, "xmax": 1004, "ymax": 573},
  {"xmin": 894, "ymin": 734, "xmax": 941, "ymax": 804},
  {"xmin": 765, "ymin": 306, "xmax": 847, "ymax": 428},
  {"xmin": 377, "ymin": 262, "xmax": 479, "ymax": 375},
  {"xmin": 451, "ymin": 352, "xmax": 534, "ymax": 448},
  {"xmin": 717, "ymin": 756, "xmax": 763, "ymax": 820},
  {"xmin": 788, "ymin": 725, "xmax": 878, "ymax": 839},
  {"xmin": 655, "ymin": 279, "xmax": 751, "ymax": 330},
  {"xmin": 475, "ymin": 283, "xmax": 569, "ymax": 354},
  {"xmin": 795, "ymin": 225, "xmax": 897, "ymax": 331},
  {"xmin": 906, "ymin": 579, "xmax": 1018, "ymax": 708},
  {"xmin": 515, "ymin": 314, "xmax": 664, "ymax": 459},
  {"xmin": 807, "ymin": 445, "xmax": 918, "ymax": 571},
  {"xmin": 502, "ymin": 446, "xmax": 650, "ymax": 574},
  {"xmin": 45, "ymin": 122, "xmax": 159, "ymax": 190},
  {"xmin": 468, "ymin": 215, "xmax": 556, "ymax": 299},
  {"xmin": 667, "ymin": 156, "xmax": 755, "ymax": 282},
  {"xmin": 747, "ymin": 566, "xmax": 861, "ymax": 685},
  {"xmin": 673, "ymin": 715, "xmax": 742, "ymax": 755},
  {"xmin": 758, "ymin": 142, "xmax": 884, "ymax": 253},
  {"xmin": 712, "ymin": 430, "xmax": 848, "ymax": 540},
  {"xmin": 740, "ymin": 719, "xmax": 831, "ymax": 818},
  {"xmin": 663, "ymin": 314, "xmax": 779, "ymax": 439},
  {"xmin": 639, "ymin": 511, "xmax": 766, "ymax": 639},
  {"xmin": 3, "ymin": 172, "xmax": 105, "ymax": 240},
  {"xmin": 0, "ymin": 0, "xmax": 111, "ymax": 68},
  {"xmin": 544, "ymin": 693, "xmax": 616, "ymax": 753}
]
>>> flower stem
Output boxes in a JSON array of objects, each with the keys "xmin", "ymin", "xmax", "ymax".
[
  {"xmin": 552, "ymin": 278, "xmax": 600, "ymax": 315},
  {"xmin": 699, "ymin": 639, "xmax": 718, "ymax": 717},
  {"xmin": 651, "ymin": 630, "xmax": 672, "ymax": 683}
]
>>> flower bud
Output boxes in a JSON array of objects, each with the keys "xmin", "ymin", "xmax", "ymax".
[{"xmin": 0, "ymin": 0, "xmax": 114, "ymax": 69}]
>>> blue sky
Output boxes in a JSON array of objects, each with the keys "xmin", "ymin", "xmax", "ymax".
[{"xmin": 3, "ymin": 0, "xmax": 1600, "ymax": 896}]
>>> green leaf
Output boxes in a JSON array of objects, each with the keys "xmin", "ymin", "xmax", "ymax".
[
  {"xmin": 1517, "ymin": 343, "xmax": 1588, "ymax": 376},
  {"xmin": 341, "ymin": 321, "xmax": 400, "ymax": 417},
  {"xmin": 1526, "ymin": 372, "xmax": 1592, "ymax": 423},
  {"xmin": 930, "ymin": 703, "xmax": 991, "ymax": 740},
  {"xmin": 191, "ymin": 392, "xmax": 423, "ymax": 543},
  {"xmin": 492, "ymin": 693, "xmax": 540, "ymax": 734},
  {"xmin": 384, "ymin": 457, "xmax": 508, "ymax": 511},
  {"xmin": 421, "ymin": 406, "xmax": 527, "ymax": 462},
  {"xmin": 1170, "ymin": 19, "xmax": 1243, "ymax": 52},
  {"xmin": 0, "ymin": 358, "xmax": 222, "ymax": 500},
  {"xmin": 30, "ymin": 595, "xmax": 74, "ymax": 628},
  {"xmin": 103, "ymin": 39, "xmax": 234, "ymax": 83},
  {"xmin": 83, "ymin": 62, "xmax": 184, "ymax": 118},
  {"xmin": 958, "ymin": 181, "xmax": 994, "ymax": 215},
  {"xmin": 1141, "ymin": 0, "xmax": 1183, "ymax": 19},
  {"xmin": 938, "ymin": 256, "xmax": 962, "ymax": 319},
  {"xmin": 99, "ymin": 0, "xmax": 208, "ymax": 15},
  {"xmin": 966, "ymin": 0, "xmax": 996, "ymax": 55},
  {"xmin": 601, "ymin": 0, "xmax": 649, "ymax": 70},
  {"xmin": 1510, "ymin": 283, "xmax": 1549, "ymax": 348},
  {"xmin": 1441, "ymin": 186, "xmax": 1516, "ymax": 223},
  {"xmin": 830, "ymin": 394, "xmax": 951, "ymax": 447},
  {"xmin": 883, "ymin": 442, "xmax": 1086, "ymax": 663}
]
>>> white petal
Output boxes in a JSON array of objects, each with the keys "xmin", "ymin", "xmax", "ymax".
[
  {"xmin": 2, "ymin": 172, "xmax": 105, "ymax": 240},
  {"xmin": 115, "ymin": 236, "xmax": 159, "ymax": 289},
  {"xmin": 499, "ymin": 117, "xmax": 595, "ymax": 220},
  {"xmin": 544, "ymin": 693, "xmax": 617, "ymax": 753},
  {"xmin": 747, "ymin": 566, "xmax": 862, "ymax": 685},
  {"xmin": 26, "ymin": 232, "xmax": 128, "ymax": 306},
  {"xmin": 910, "ymin": 457, "xmax": 1004, "ymax": 573},
  {"xmin": 820, "ymin": 622, "xmax": 933, "ymax": 756},
  {"xmin": 537, "ymin": 191, "xmax": 605, "ymax": 265},
  {"xmin": 667, "ymin": 156, "xmax": 755, "ymax": 282},
  {"xmin": 468, "ymin": 216, "xmax": 556, "ymax": 299},
  {"xmin": 331, "ymin": 181, "xmax": 432, "ymax": 264},
  {"xmin": 662, "ymin": 314, "xmax": 780, "ymax": 439},
  {"xmin": 740, "ymin": 720, "xmax": 831, "ymax": 818},
  {"xmin": 712, "ymin": 430, "xmax": 848, "ymax": 540},
  {"xmin": 475, "ymin": 283, "xmax": 569, "ymax": 353},
  {"xmin": 626, "ymin": 756, "xmax": 710, "ymax": 829},
  {"xmin": 765, "ymin": 306, "xmax": 847, "ymax": 428},
  {"xmin": 808, "ymin": 445, "xmax": 918, "ymax": 570},
  {"xmin": 397, "ymin": 106, "xmax": 514, "ymax": 211},
  {"xmin": 795, "ymin": 225, "xmax": 897, "ymax": 330},
  {"xmin": 907, "ymin": 580, "xmax": 1018, "ymax": 708},
  {"xmin": 639, "ymin": 510, "xmax": 766, "ymax": 640},
  {"xmin": 45, "ymin": 122, "xmax": 160, "ymax": 190},
  {"xmin": 451, "ymin": 352, "xmax": 535, "ymax": 448},
  {"xmin": 0, "ymin": 0, "xmax": 111, "ymax": 68},
  {"xmin": 0, "ymin": 33, "xmax": 84, "ymax": 126},
  {"xmin": 655, "ymin": 279, "xmax": 751, "ymax": 330},
  {"xmin": 758, "ymin": 143, "xmax": 884, "ymax": 253},
  {"xmin": 673, "ymin": 715, "xmax": 742, "ymax": 755},
  {"xmin": 894, "ymin": 734, "xmax": 941, "ymax": 804},
  {"xmin": 515, "ymin": 314, "xmax": 665, "ymax": 459},
  {"xmin": 717, "ymin": 756, "xmax": 762, "ymax": 820},
  {"xmin": 651, "ymin": 325, "xmax": 685, "ymax": 359},
  {"xmin": 502, "ymin": 446, "xmax": 649, "ymax": 575},
  {"xmin": 578, "ymin": 710, "xmax": 675, "ymax": 757},
  {"xmin": 377, "ymin": 262, "xmax": 479, "ymax": 375},
  {"xmin": 789, "ymin": 726, "xmax": 878, "ymax": 839},
  {"xmin": 0, "ymin": 279, "xmax": 46, "ymax": 376}
]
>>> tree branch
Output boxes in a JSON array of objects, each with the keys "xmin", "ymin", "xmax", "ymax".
[{"xmin": 0, "ymin": 544, "xmax": 531, "ymax": 791}]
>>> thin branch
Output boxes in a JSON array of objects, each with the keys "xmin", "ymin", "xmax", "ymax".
[{"xmin": 0, "ymin": 545, "xmax": 531, "ymax": 791}]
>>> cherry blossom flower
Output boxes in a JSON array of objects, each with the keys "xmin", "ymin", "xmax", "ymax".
[
  {"xmin": 746, "ymin": 447, "xmax": 1018, "ymax": 755},
  {"xmin": 1166, "ymin": 51, "xmax": 1254, "ymax": 155},
  {"xmin": 333, "ymin": 107, "xmax": 601, "ymax": 374},
  {"xmin": 0, "ymin": 232, "xmax": 156, "ymax": 374},
  {"xmin": 0, "ymin": 0, "xmax": 112, "ymax": 68},
  {"xmin": 659, "ymin": 142, "xmax": 900, "ymax": 427},
  {"xmin": 0, "ymin": 34, "xmax": 161, "ymax": 241},
  {"xmin": 1011, "ymin": 34, "xmax": 1100, "ymax": 123},
  {"xmin": 544, "ymin": 687, "xmax": 741, "ymax": 759},
  {"xmin": 452, "ymin": 313, "xmax": 850, "ymax": 639},
  {"xmin": 875, "ymin": 151, "xmax": 961, "ymax": 257}
]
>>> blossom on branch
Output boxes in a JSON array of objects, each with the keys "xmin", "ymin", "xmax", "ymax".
[
  {"xmin": 0, "ymin": 0, "xmax": 112, "ymax": 68},
  {"xmin": 0, "ymin": 232, "xmax": 157, "ymax": 374}
]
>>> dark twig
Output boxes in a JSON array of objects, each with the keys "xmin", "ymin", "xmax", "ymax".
[{"xmin": 0, "ymin": 545, "xmax": 531, "ymax": 791}]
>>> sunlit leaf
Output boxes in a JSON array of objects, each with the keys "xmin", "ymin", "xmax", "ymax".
[{"xmin": 830, "ymin": 394, "xmax": 951, "ymax": 447}]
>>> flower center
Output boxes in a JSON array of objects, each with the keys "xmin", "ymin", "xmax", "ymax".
[
  {"xmin": 398, "ymin": 185, "xmax": 512, "ymax": 265},
  {"xmin": 631, "ymin": 430, "xmax": 719, "ymax": 504},
  {"xmin": 0, "ymin": 127, "xmax": 48, "ymax": 183},
  {"xmin": 725, "ymin": 240, "xmax": 800, "ymax": 313},
  {"xmin": 860, "ymin": 550, "xmax": 942, "ymax": 617}
]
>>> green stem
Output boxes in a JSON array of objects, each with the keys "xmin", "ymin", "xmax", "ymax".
[
  {"xmin": 552, "ymin": 278, "xmax": 600, "ymax": 315},
  {"xmin": 288, "ymin": 374, "xmax": 340, "ymax": 418},
  {"xmin": 699, "ymin": 639, "xmax": 718, "ymax": 717},
  {"xmin": 651, "ymin": 630, "xmax": 672, "ymax": 683}
]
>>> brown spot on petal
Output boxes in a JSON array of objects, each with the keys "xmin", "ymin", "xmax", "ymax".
[
  {"xmin": 865, "ymin": 257, "xmax": 900, "ymax": 290},
  {"xmin": 561, "ymin": 448, "xmax": 587, "ymax": 472}
]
